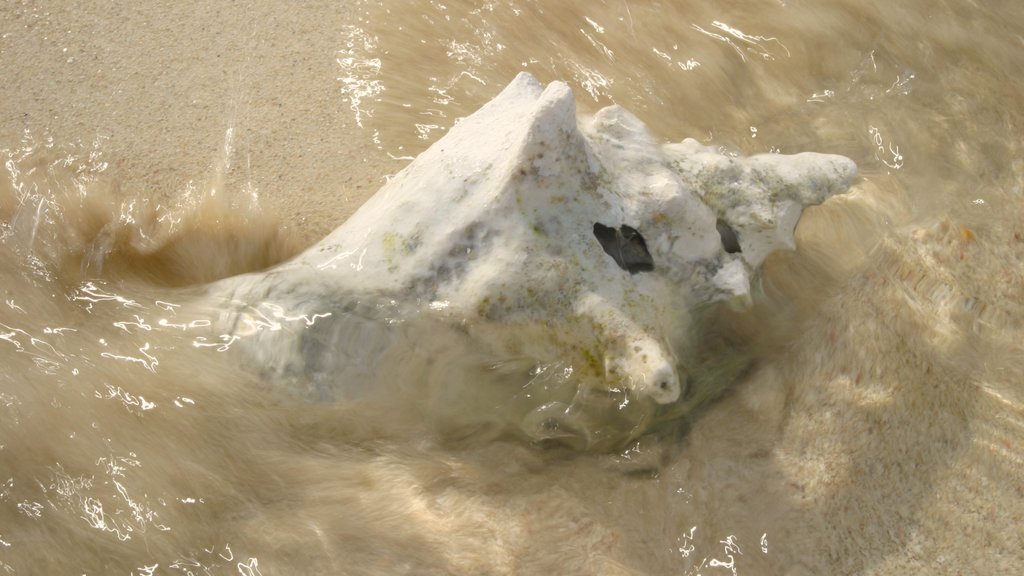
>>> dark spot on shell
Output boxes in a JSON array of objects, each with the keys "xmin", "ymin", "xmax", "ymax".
[
  {"xmin": 717, "ymin": 218, "xmax": 742, "ymax": 254},
  {"xmin": 593, "ymin": 222, "xmax": 655, "ymax": 274}
]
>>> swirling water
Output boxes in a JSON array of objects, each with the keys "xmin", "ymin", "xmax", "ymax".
[{"xmin": 1, "ymin": 1, "xmax": 1023, "ymax": 574}]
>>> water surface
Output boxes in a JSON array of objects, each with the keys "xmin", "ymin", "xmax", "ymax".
[{"xmin": 1, "ymin": 1, "xmax": 1023, "ymax": 574}]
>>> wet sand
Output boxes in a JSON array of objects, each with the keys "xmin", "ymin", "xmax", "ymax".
[{"xmin": 1, "ymin": 1, "xmax": 1023, "ymax": 574}]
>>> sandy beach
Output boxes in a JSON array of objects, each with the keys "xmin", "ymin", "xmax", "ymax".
[{"xmin": 1, "ymin": 1, "xmax": 1022, "ymax": 574}]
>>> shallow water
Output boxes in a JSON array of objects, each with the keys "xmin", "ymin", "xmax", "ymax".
[{"xmin": 2, "ymin": 1, "xmax": 1023, "ymax": 574}]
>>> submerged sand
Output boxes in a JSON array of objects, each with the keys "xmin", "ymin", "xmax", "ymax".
[{"xmin": 1, "ymin": 1, "xmax": 1022, "ymax": 574}]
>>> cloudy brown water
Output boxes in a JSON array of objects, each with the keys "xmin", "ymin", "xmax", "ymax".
[{"xmin": 2, "ymin": 0, "xmax": 1023, "ymax": 574}]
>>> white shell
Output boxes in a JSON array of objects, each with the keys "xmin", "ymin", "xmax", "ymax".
[{"xmin": 212, "ymin": 73, "xmax": 856, "ymax": 412}]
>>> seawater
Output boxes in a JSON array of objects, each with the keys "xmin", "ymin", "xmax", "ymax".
[{"xmin": 1, "ymin": 1, "xmax": 1023, "ymax": 574}]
